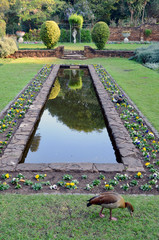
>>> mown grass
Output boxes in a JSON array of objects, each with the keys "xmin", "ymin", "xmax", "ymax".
[
  {"xmin": 18, "ymin": 42, "xmax": 151, "ymax": 51},
  {"xmin": 0, "ymin": 57, "xmax": 159, "ymax": 132},
  {"xmin": 0, "ymin": 194, "xmax": 158, "ymax": 240}
]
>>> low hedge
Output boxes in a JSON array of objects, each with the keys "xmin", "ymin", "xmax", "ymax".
[{"xmin": 0, "ymin": 37, "xmax": 18, "ymax": 58}]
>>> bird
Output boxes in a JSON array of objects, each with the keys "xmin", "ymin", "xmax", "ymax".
[{"xmin": 87, "ymin": 192, "xmax": 134, "ymax": 221}]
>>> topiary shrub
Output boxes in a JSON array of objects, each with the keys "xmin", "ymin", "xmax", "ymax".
[
  {"xmin": 91, "ymin": 22, "xmax": 110, "ymax": 50},
  {"xmin": 0, "ymin": 20, "xmax": 6, "ymax": 37},
  {"xmin": 0, "ymin": 37, "xmax": 18, "ymax": 58},
  {"xmin": 40, "ymin": 21, "xmax": 60, "ymax": 49},
  {"xmin": 69, "ymin": 14, "xmax": 83, "ymax": 29},
  {"xmin": 81, "ymin": 29, "xmax": 91, "ymax": 43}
]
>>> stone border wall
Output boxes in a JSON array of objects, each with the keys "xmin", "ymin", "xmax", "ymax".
[
  {"xmin": 0, "ymin": 64, "xmax": 145, "ymax": 173},
  {"xmin": 109, "ymin": 24, "xmax": 159, "ymax": 41},
  {"xmin": 84, "ymin": 46, "xmax": 134, "ymax": 58},
  {"xmin": 8, "ymin": 46, "xmax": 64, "ymax": 58}
]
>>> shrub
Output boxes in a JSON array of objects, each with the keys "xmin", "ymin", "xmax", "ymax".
[
  {"xmin": 40, "ymin": 21, "xmax": 60, "ymax": 49},
  {"xmin": 130, "ymin": 43, "xmax": 159, "ymax": 64},
  {"xmin": 91, "ymin": 22, "xmax": 110, "ymax": 50},
  {"xmin": 144, "ymin": 29, "xmax": 152, "ymax": 37},
  {"xmin": 59, "ymin": 29, "xmax": 70, "ymax": 42},
  {"xmin": 23, "ymin": 29, "xmax": 41, "ymax": 41},
  {"xmin": 0, "ymin": 37, "xmax": 18, "ymax": 58},
  {"xmin": 81, "ymin": 29, "xmax": 91, "ymax": 42},
  {"xmin": 69, "ymin": 14, "xmax": 83, "ymax": 29},
  {"xmin": 0, "ymin": 20, "xmax": 6, "ymax": 37}
]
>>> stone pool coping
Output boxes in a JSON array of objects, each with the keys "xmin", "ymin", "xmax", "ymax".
[{"xmin": 0, "ymin": 64, "xmax": 145, "ymax": 172}]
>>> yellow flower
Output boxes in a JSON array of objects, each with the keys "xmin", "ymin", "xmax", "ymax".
[
  {"xmin": 136, "ymin": 116, "xmax": 139, "ymax": 119},
  {"xmin": 5, "ymin": 173, "xmax": 9, "ymax": 178},
  {"xmin": 145, "ymin": 162, "xmax": 150, "ymax": 166},
  {"xmin": 3, "ymin": 182, "xmax": 7, "ymax": 185},
  {"xmin": 65, "ymin": 183, "xmax": 70, "ymax": 186},
  {"xmin": 105, "ymin": 184, "xmax": 109, "ymax": 187},
  {"xmin": 143, "ymin": 147, "xmax": 146, "ymax": 151},
  {"xmin": 16, "ymin": 109, "xmax": 19, "ymax": 113},
  {"xmin": 70, "ymin": 182, "xmax": 75, "ymax": 186},
  {"xmin": 2, "ymin": 124, "xmax": 6, "ymax": 128},
  {"xmin": 35, "ymin": 174, "xmax": 39, "ymax": 179},
  {"xmin": 152, "ymin": 140, "xmax": 156, "ymax": 143},
  {"xmin": 137, "ymin": 172, "xmax": 142, "ymax": 177},
  {"xmin": 44, "ymin": 174, "xmax": 47, "ymax": 177},
  {"xmin": 143, "ymin": 139, "xmax": 146, "ymax": 142}
]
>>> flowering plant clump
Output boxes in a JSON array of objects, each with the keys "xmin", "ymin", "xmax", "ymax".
[
  {"xmin": 114, "ymin": 173, "xmax": 129, "ymax": 181},
  {"xmin": 0, "ymin": 181, "xmax": 10, "ymax": 191},
  {"xmin": 0, "ymin": 65, "xmax": 53, "ymax": 156},
  {"xmin": 62, "ymin": 174, "xmax": 73, "ymax": 180},
  {"xmin": 65, "ymin": 182, "xmax": 78, "ymax": 189},
  {"xmin": 140, "ymin": 184, "xmax": 152, "ymax": 191},
  {"xmin": 129, "ymin": 179, "xmax": 138, "ymax": 187},
  {"xmin": 120, "ymin": 183, "xmax": 129, "ymax": 191},
  {"xmin": 81, "ymin": 175, "xmax": 87, "ymax": 179},
  {"xmin": 92, "ymin": 179, "xmax": 101, "ymax": 186},
  {"xmin": 32, "ymin": 183, "xmax": 43, "ymax": 191},
  {"xmin": 104, "ymin": 183, "xmax": 114, "ymax": 190},
  {"xmin": 1, "ymin": 173, "xmax": 10, "ymax": 179},
  {"xmin": 135, "ymin": 172, "xmax": 143, "ymax": 179},
  {"xmin": 98, "ymin": 173, "xmax": 105, "ymax": 180},
  {"xmin": 57, "ymin": 180, "xmax": 66, "ymax": 187},
  {"xmin": 84, "ymin": 183, "xmax": 94, "ymax": 191},
  {"xmin": 24, "ymin": 180, "xmax": 33, "ymax": 186},
  {"xmin": 35, "ymin": 174, "xmax": 47, "ymax": 181},
  {"xmin": 108, "ymin": 179, "xmax": 119, "ymax": 186}
]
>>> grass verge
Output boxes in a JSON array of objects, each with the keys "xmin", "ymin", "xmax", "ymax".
[
  {"xmin": 0, "ymin": 194, "xmax": 159, "ymax": 240},
  {"xmin": 18, "ymin": 42, "xmax": 151, "ymax": 51}
]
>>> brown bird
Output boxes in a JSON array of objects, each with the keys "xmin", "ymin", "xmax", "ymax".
[{"xmin": 87, "ymin": 192, "xmax": 134, "ymax": 221}]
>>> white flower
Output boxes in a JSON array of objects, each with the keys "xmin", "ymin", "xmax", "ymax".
[{"xmin": 50, "ymin": 184, "xmax": 57, "ymax": 190}]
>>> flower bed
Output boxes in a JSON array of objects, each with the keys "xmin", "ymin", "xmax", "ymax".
[{"xmin": 0, "ymin": 64, "xmax": 53, "ymax": 156}]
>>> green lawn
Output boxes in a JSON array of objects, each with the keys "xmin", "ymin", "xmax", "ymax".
[
  {"xmin": 0, "ymin": 57, "xmax": 158, "ymax": 132},
  {"xmin": 0, "ymin": 194, "xmax": 158, "ymax": 240},
  {"xmin": 18, "ymin": 42, "xmax": 151, "ymax": 51}
]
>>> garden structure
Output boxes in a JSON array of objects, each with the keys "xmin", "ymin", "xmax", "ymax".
[{"xmin": 0, "ymin": 62, "xmax": 159, "ymax": 195}]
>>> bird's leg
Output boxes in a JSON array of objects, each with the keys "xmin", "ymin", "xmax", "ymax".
[
  {"xmin": 99, "ymin": 207, "xmax": 105, "ymax": 218},
  {"xmin": 109, "ymin": 209, "xmax": 117, "ymax": 221}
]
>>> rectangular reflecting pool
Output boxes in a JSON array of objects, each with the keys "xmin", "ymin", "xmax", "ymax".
[{"xmin": 22, "ymin": 67, "xmax": 118, "ymax": 164}]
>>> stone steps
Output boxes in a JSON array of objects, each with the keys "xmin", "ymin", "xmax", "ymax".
[{"xmin": 61, "ymin": 50, "xmax": 87, "ymax": 60}]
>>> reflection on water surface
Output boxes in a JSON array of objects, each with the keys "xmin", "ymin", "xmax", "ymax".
[{"xmin": 23, "ymin": 68, "xmax": 117, "ymax": 163}]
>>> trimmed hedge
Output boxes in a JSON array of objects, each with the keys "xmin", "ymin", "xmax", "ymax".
[
  {"xmin": 59, "ymin": 29, "xmax": 91, "ymax": 43},
  {"xmin": 0, "ymin": 37, "xmax": 18, "ymax": 58},
  {"xmin": 24, "ymin": 29, "xmax": 41, "ymax": 41},
  {"xmin": 40, "ymin": 21, "xmax": 60, "ymax": 49},
  {"xmin": 91, "ymin": 22, "xmax": 110, "ymax": 50}
]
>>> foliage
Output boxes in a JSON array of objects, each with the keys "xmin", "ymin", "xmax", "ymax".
[
  {"xmin": 81, "ymin": 28, "xmax": 91, "ymax": 42},
  {"xmin": 59, "ymin": 29, "xmax": 70, "ymax": 42},
  {"xmin": 91, "ymin": 21, "xmax": 110, "ymax": 50},
  {"xmin": 40, "ymin": 20, "xmax": 60, "ymax": 49},
  {"xmin": 23, "ymin": 29, "xmax": 41, "ymax": 41},
  {"xmin": 0, "ymin": 19, "xmax": 6, "ymax": 37},
  {"xmin": 144, "ymin": 28, "xmax": 152, "ymax": 37},
  {"xmin": 69, "ymin": 13, "xmax": 83, "ymax": 29},
  {"xmin": 131, "ymin": 43, "xmax": 159, "ymax": 64},
  {"xmin": 0, "ymin": 37, "xmax": 18, "ymax": 58}
]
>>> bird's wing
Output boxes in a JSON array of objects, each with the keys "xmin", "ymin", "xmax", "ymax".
[{"xmin": 89, "ymin": 194, "xmax": 119, "ymax": 205}]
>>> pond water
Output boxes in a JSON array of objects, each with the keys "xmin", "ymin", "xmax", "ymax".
[{"xmin": 22, "ymin": 68, "xmax": 117, "ymax": 164}]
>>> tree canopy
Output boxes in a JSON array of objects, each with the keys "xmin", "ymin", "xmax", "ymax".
[{"xmin": 0, "ymin": 0, "xmax": 158, "ymax": 34}]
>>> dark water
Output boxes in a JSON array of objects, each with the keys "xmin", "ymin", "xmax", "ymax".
[{"xmin": 23, "ymin": 68, "xmax": 117, "ymax": 163}]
